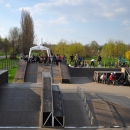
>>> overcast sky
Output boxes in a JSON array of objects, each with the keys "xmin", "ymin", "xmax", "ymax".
[{"xmin": 0, "ymin": 0, "xmax": 130, "ymax": 45}]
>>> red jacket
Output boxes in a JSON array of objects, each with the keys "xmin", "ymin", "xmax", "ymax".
[
  {"xmin": 109, "ymin": 74, "xmax": 113, "ymax": 81},
  {"xmin": 59, "ymin": 55, "xmax": 62, "ymax": 60}
]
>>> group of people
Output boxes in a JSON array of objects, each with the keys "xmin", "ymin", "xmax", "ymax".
[
  {"xmin": 24, "ymin": 52, "xmax": 67, "ymax": 66},
  {"xmin": 69, "ymin": 54, "xmax": 102, "ymax": 68},
  {"xmin": 29, "ymin": 54, "xmax": 50, "ymax": 64},
  {"xmin": 99, "ymin": 72, "xmax": 116, "ymax": 84},
  {"xmin": 69, "ymin": 54, "xmax": 84, "ymax": 67},
  {"xmin": 90, "ymin": 55, "xmax": 102, "ymax": 67},
  {"xmin": 117, "ymin": 55, "xmax": 129, "ymax": 67}
]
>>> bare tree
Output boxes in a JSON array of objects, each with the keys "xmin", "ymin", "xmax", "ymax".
[
  {"xmin": 8, "ymin": 27, "xmax": 21, "ymax": 58},
  {"xmin": 8, "ymin": 27, "xmax": 21, "ymax": 51},
  {"xmin": 21, "ymin": 9, "xmax": 35, "ymax": 55}
]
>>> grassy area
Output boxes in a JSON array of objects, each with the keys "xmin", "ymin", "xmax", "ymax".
[
  {"xmin": 8, "ymin": 65, "xmax": 18, "ymax": 83},
  {"xmin": 0, "ymin": 58, "xmax": 19, "ymax": 83},
  {"xmin": 0, "ymin": 52, "xmax": 4, "ymax": 56}
]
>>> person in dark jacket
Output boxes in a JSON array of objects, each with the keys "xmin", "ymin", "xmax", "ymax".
[{"xmin": 97, "ymin": 55, "xmax": 102, "ymax": 64}]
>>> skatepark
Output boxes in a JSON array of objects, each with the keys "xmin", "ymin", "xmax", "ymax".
[{"xmin": 0, "ymin": 60, "xmax": 130, "ymax": 130}]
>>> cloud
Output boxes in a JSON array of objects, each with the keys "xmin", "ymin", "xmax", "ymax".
[
  {"xmin": 35, "ymin": 16, "xmax": 68, "ymax": 29},
  {"xmin": 88, "ymin": 0, "xmax": 129, "ymax": 20},
  {"xmin": 6, "ymin": 3, "xmax": 11, "ymax": 8},
  {"xmin": 48, "ymin": 16, "xmax": 68, "ymax": 24},
  {"xmin": 35, "ymin": 19, "xmax": 46, "ymax": 27},
  {"xmin": 101, "ymin": 7, "xmax": 127, "ymax": 19},
  {"xmin": 0, "ymin": 27, "xmax": 5, "ymax": 30},
  {"xmin": 0, "ymin": 27, "xmax": 4, "ymax": 30},
  {"xmin": 33, "ymin": 0, "xmax": 84, "ymax": 9},
  {"xmin": 122, "ymin": 20, "xmax": 130, "ymax": 26},
  {"xmin": 115, "ymin": 7, "xmax": 127, "ymax": 14},
  {"xmin": 19, "ymin": 0, "xmax": 130, "ymax": 23},
  {"xmin": 57, "ymin": 28, "xmax": 76, "ymax": 33}
]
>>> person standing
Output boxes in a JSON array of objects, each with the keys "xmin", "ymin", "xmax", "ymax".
[
  {"xmin": 118, "ymin": 55, "xmax": 121, "ymax": 65},
  {"xmin": 56, "ymin": 54, "xmax": 59, "ymax": 66},
  {"xmin": 122, "ymin": 58, "xmax": 126, "ymax": 65},
  {"xmin": 97, "ymin": 55, "xmax": 102, "ymax": 64},
  {"xmin": 70, "ymin": 54, "xmax": 74, "ymax": 64},
  {"xmin": 78, "ymin": 56, "xmax": 82, "ymax": 66},
  {"xmin": 74, "ymin": 54, "xmax": 78, "ymax": 67},
  {"xmin": 90, "ymin": 59, "xmax": 95, "ymax": 67}
]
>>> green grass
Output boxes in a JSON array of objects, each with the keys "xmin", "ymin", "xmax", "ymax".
[
  {"xmin": 0, "ymin": 58, "xmax": 19, "ymax": 83},
  {"xmin": 0, "ymin": 58, "xmax": 19, "ymax": 69},
  {"xmin": 8, "ymin": 65, "xmax": 18, "ymax": 83}
]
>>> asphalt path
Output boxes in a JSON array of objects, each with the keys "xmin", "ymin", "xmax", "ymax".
[
  {"xmin": 0, "ymin": 55, "xmax": 10, "ymax": 59},
  {"xmin": 58, "ymin": 77, "xmax": 130, "ymax": 99}
]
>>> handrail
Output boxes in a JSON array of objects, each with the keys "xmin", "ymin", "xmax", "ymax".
[{"xmin": 77, "ymin": 86, "xmax": 94, "ymax": 125}]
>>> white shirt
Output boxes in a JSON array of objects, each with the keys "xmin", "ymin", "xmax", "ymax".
[
  {"xmin": 91, "ymin": 59, "xmax": 95, "ymax": 62},
  {"xmin": 100, "ymin": 75, "xmax": 104, "ymax": 80}
]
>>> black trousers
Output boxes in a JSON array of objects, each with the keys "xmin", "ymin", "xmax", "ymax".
[{"xmin": 91, "ymin": 61, "xmax": 94, "ymax": 66}]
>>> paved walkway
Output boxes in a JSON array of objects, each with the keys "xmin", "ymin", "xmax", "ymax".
[
  {"xmin": 58, "ymin": 77, "xmax": 130, "ymax": 98},
  {"xmin": 0, "ymin": 55, "xmax": 10, "ymax": 59}
]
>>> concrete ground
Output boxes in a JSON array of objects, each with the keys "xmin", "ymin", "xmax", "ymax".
[
  {"xmin": 58, "ymin": 77, "xmax": 130, "ymax": 98},
  {"xmin": 1, "ymin": 63, "xmax": 130, "ymax": 130},
  {"xmin": 1, "ymin": 78, "xmax": 130, "ymax": 130}
]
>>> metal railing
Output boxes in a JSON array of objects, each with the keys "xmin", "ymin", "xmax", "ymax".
[
  {"xmin": 77, "ymin": 86, "xmax": 94, "ymax": 126},
  {"xmin": 0, "ymin": 60, "xmax": 19, "ymax": 70},
  {"xmin": 80, "ymin": 60, "xmax": 130, "ymax": 68}
]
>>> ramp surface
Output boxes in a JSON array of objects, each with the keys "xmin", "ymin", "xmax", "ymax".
[
  {"xmin": 24, "ymin": 63, "xmax": 38, "ymax": 83},
  {"xmin": 62, "ymin": 93, "xmax": 90, "ymax": 127},
  {"xmin": 0, "ymin": 83, "xmax": 42, "ymax": 127}
]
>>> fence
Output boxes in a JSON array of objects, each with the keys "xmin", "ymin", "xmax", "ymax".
[
  {"xmin": 0, "ymin": 60, "xmax": 19, "ymax": 70},
  {"xmin": 82, "ymin": 60, "xmax": 129, "ymax": 68}
]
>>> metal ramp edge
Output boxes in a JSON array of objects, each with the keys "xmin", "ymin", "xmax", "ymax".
[
  {"xmin": 52, "ymin": 85, "xmax": 65, "ymax": 127},
  {"xmin": 41, "ymin": 72, "xmax": 65, "ymax": 128}
]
